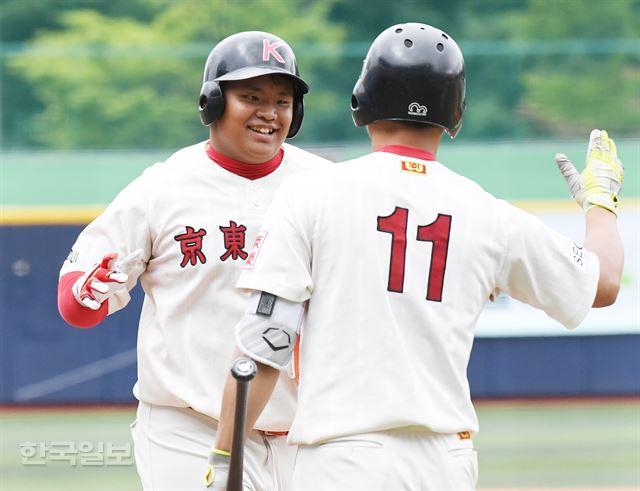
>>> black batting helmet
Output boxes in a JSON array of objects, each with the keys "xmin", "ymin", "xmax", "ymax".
[
  {"xmin": 198, "ymin": 31, "xmax": 308, "ymax": 138},
  {"xmin": 351, "ymin": 23, "xmax": 466, "ymax": 138}
]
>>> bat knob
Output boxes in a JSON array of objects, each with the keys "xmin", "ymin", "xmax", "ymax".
[{"xmin": 231, "ymin": 358, "xmax": 257, "ymax": 381}]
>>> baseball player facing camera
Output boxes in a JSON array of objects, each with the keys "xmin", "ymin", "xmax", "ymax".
[
  {"xmin": 208, "ymin": 23, "xmax": 624, "ymax": 490},
  {"xmin": 57, "ymin": 31, "xmax": 331, "ymax": 490}
]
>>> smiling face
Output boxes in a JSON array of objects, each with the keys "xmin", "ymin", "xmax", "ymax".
[{"xmin": 209, "ymin": 75, "xmax": 295, "ymax": 164}]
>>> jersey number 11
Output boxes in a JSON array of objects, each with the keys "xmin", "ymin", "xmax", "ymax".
[{"xmin": 377, "ymin": 206, "xmax": 452, "ymax": 302}]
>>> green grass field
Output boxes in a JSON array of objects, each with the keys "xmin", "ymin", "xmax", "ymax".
[{"xmin": 1, "ymin": 400, "xmax": 638, "ymax": 490}]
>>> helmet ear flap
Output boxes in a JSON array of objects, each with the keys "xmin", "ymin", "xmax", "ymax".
[
  {"xmin": 199, "ymin": 81, "xmax": 224, "ymax": 126},
  {"xmin": 350, "ymin": 80, "xmax": 370, "ymax": 128},
  {"xmin": 287, "ymin": 95, "xmax": 304, "ymax": 138}
]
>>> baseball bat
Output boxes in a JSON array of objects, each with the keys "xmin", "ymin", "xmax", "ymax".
[{"xmin": 227, "ymin": 357, "xmax": 257, "ymax": 491}]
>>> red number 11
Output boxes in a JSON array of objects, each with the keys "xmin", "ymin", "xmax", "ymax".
[{"xmin": 377, "ymin": 206, "xmax": 452, "ymax": 302}]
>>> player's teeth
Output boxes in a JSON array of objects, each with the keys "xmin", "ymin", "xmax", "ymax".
[{"xmin": 252, "ymin": 127, "xmax": 273, "ymax": 134}]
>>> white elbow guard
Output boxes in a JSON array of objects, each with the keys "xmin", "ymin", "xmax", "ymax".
[{"xmin": 236, "ymin": 291, "xmax": 304, "ymax": 370}]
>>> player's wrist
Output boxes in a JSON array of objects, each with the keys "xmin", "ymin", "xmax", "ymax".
[
  {"xmin": 58, "ymin": 272, "xmax": 109, "ymax": 327},
  {"xmin": 585, "ymin": 200, "xmax": 618, "ymax": 217},
  {"xmin": 211, "ymin": 448, "xmax": 231, "ymax": 457},
  {"xmin": 204, "ymin": 447, "xmax": 230, "ymax": 488},
  {"xmin": 583, "ymin": 190, "xmax": 618, "ymax": 216}
]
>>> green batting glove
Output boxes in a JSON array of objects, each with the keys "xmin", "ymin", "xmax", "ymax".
[
  {"xmin": 203, "ymin": 448, "xmax": 230, "ymax": 490},
  {"xmin": 555, "ymin": 129, "xmax": 624, "ymax": 216}
]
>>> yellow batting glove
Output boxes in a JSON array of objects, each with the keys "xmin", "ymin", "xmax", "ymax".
[
  {"xmin": 555, "ymin": 129, "xmax": 624, "ymax": 216},
  {"xmin": 203, "ymin": 448, "xmax": 230, "ymax": 490}
]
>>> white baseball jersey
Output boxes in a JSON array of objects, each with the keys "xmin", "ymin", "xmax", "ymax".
[
  {"xmin": 59, "ymin": 141, "xmax": 330, "ymax": 431},
  {"xmin": 236, "ymin": 147, "xmax": 600, "ymax": 444}
]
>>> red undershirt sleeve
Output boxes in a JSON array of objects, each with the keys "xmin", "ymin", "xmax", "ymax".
[{"xmin": 58, "ymin": 271, "xmax": 108, "ymax": 328}]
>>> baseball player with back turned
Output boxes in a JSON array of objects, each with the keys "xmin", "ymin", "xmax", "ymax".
[
  {"xmin": 205, "ymin": 23, "xmax": 624, "ymax": 490},
  {"xmin": 56, "ymin": 31, "xmax": 331, "ymax": 491}
]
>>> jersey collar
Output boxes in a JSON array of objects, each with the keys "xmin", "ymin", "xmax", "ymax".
[
  {"xmin": 206, "ymin": 141, "xmax": 284, "ymax": 180},
  {"xmin": 377, "ymin": 145, "xmax": 436, "ymax": 161}
]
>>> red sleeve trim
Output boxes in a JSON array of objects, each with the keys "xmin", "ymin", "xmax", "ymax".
[{"xmin": 58, "ymin": 271, "xmax": 108, "ymax": 328}]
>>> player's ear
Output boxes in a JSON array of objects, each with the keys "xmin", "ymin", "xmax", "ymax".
[{"xmin": 199, "ymin": 81, "xmax": 225, "ymax": 126}]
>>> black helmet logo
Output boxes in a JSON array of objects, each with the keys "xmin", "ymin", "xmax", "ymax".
[{"xmin": 408, "ymin": 102, "xmax": 428, "ymax": 117}]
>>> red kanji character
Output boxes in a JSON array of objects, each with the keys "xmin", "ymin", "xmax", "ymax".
[
  {"xmin": 174, "ymin": 226, "xmax": 207, "ymax": 268},
  {"xmin": 219, "ymin": 221, "xmax": 248, "ymax": 261}
]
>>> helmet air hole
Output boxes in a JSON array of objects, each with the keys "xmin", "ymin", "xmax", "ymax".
[
  {"xmin": 405, "ymin": 39, "xmax": 413, "ymax": 48},
  {"xmin": 199, "ymin": 95, "xmax": 207, "ymax": 109},
  {"xmin": 437, "ymin": 42, "xmax": 444, "ymax": 52},
  {"xmin": 395, "ymin": 28, "xmax": 403, "ymax": 33},
  {"xmin": 351, "ymin": 94, "xmax": 359, "ymax": 109},
  {"xmin": 442, "ymin": 33, "xmax": 449, "ymax": 39}
]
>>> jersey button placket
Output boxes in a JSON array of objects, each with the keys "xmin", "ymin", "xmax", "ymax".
[{"xmin": 247, "ymin": 182, "xmax": 262, "ymax": 210}]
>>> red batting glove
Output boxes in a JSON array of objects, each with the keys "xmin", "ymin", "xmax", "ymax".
[{"xmin": 71, "ymin": 252, "xmax": 130, "ymax": 310}]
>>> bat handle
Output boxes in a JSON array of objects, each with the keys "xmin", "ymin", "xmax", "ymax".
[
  {"xmin": 227, "ymin": 358, "xmax": 257, "ymax": 491},
  {"xmin": 231, "ymin": 357, "xmax": 258, "ymax": 382}
]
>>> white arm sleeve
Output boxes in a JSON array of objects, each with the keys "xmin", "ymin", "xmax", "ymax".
[{"xmin": 235, "ymin": 291, "xmax": 305, "ymax": 370}]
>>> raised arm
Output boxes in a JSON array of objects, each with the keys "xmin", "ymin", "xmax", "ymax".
[{"xmin": 555, "ymin": 129, "xmax": 624, "ymax": 307}]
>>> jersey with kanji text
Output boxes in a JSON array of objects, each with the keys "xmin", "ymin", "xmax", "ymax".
[{"xmin": 59, "ymin": 141, "xmax": 331, "ymax": 431}]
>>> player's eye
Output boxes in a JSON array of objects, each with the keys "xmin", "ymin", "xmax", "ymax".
[{"xmin": 236, "ymin": 92, "xmax": 260, "ymax": 102}]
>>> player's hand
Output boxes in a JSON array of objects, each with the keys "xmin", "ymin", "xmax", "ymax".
[
  {"xmin": 71, "ymin": 249, "xmax": 144, "ymax": 310},
  {"xmin": 203, "ymin": 448, "xmax": 230, "ymax": 490},
  {"xmin": 555, "ymin": 129, "xmax": 624, "ymax": 216}
]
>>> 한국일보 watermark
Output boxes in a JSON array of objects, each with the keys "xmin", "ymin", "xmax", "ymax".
[{"xmin": 18, "ymin": 440, "xmax": 134, "ymax": 466}]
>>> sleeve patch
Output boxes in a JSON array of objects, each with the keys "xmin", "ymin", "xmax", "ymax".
[{"xmin": 256, "ymin": 291, "xmax": 276, "ymax": 316}]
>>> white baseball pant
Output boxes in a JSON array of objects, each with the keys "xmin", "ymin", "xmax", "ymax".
[
  {"xmin": 292, "ymin": 428, "xmax": 478, "ymax": 490},
  {"xmin": 130, "ymin": 402, "xmax": 295, "ymax": 491}
]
